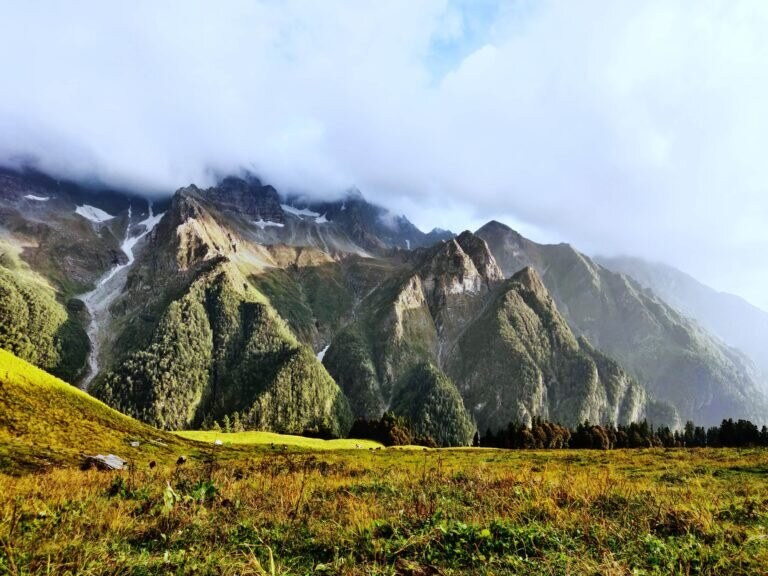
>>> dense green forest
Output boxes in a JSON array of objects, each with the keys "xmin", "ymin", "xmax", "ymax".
[
  {"xmin": 390, "ymin": 362, "xmax": 475, "ymax": 447},
  {"xmin": 0, "ymin": 263, "xmax": 87, "ymax": 382},
  {"xmin": 94, "ymin": 264, "xmax": 352, "ymax": 436}
]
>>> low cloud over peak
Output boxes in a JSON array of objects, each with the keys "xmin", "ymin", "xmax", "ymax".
[{"xmin": 2, "ymin": 1, "xmax": 768, "ymax": 309}]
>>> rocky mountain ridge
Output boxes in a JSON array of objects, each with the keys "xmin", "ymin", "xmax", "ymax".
[{"xmin": 1, "ymin": 166, "xmax": 766, "ymax": 442}]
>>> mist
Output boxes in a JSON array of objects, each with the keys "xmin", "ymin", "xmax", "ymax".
[{"xmin": 2, "ymin": 1, "xmax": 768, "ymax": 309}]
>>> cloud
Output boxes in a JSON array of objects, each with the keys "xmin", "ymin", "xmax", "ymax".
[{"xmin": 2, "ymin": 1, "xmax": 768, "ymax": 308}]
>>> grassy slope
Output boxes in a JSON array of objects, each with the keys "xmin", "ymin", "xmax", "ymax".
[
  {"xmin": 1, "ymin": 351, "xmax": 767, "ymax": 573},
  {"xmin": 0, "ymin": 349, "xmax": 380, "ymax": 475},
  {"xmin": 0, "ymin": 349, "xmax": 193, "ymax": 474},
  {"xmin": 174, "ymin": 430, "xmax": 382, "ymax": 450}
]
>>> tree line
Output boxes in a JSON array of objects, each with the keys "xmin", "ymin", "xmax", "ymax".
[
  {"xmin": 481, "ymin": 417, "xmax": 768, "ymax": 449},
  {"xmin": 201, "ymin": 410, "xmax": 768, "ymax": 450}
]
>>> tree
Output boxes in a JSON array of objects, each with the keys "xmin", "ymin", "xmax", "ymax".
[{"xmin": 683, "ymin": 421, "xmax": 695, "ymax": 446}]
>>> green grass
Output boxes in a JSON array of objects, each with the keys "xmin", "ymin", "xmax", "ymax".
[
  {"xmin": 175, "ymin": 430, "xmax": 383, "ymax": 450},
  {"xmin": 2, "ymin": 447, "xmax": 767, "ymax": 574}
]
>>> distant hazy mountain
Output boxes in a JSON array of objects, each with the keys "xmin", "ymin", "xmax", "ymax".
[
  {"xmin": 596, "ymin": 256, "xmax": 768, "ymax": 379},
  {"xmin": 477, "ymin": 221, "xmax": 768, "ymax": 426}
]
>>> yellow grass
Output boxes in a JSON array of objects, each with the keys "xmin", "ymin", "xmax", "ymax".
[{"xmin": 174, "ymin": 429, "xmax": 384, "ymax": 450}]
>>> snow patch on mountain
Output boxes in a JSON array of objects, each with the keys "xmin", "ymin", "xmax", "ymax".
[
  {"xmin": 75, "ymin": 204, "xmax": 114, "ymax": 223},
  {"xmin": 281, "ymin": 204, "xmax": 320, "ymax": 219},
  {"xmin": 253, "ymin": 219, "xmax": 285, "ymax": 229},
  {"xmin": 24, "ymin": 194, "xmax": 50, "ymax": 201}
]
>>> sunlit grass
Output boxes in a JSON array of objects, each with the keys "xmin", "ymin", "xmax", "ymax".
[
  {"xmin": 175, "ymin": 430, "xmax": 383, "ymax": 450},
  {"xmin": 2, "ymin": 447, "xmax": 767, "ymax": 574},
  {"xmin": 0, "ymin": 349, "xmax": 197, "ymax": 474}
]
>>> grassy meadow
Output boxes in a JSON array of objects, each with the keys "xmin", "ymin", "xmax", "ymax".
[
  {"xmin": 2, "ymin": 447, "xmax": 767, "ymax": 575},
  {"xmin": 2, "ymin": 349, "xmax": 768, "ymax": 574}
]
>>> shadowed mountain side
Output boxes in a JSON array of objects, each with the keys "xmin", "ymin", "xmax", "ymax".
[{"xmin": 477, "ymin": 220, "xmax": 768, "ymax": 425}]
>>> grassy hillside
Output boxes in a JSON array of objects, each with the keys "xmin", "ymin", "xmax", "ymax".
[
  {"xmin": 175, "ymin": 430, "xmax": 382, "ymax": 450},
  {"xmin": 0, "ymin": 349, "xmax": 190, "ymax": 474},
  {"xmin": 2, "ymin": 350, "xmax": 768, "ymax": 574},
  {"xmin": 0, "ymin": 349, "xmax": 380, "ymax": 476}
]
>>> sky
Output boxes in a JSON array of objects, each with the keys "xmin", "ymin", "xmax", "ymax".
[{"xmin": 1, "ymin": 1, "xmax": 768, "ymax": 309}]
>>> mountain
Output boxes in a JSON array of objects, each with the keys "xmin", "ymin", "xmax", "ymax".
[
  {"xmin": 323, "ymin": 232, "xmax": 667, "ymax": 433},
  {"xmin": 86, "ymin": 186, "xmax": 353, "ymax": 436},
  {"xmin": 180, "ymin": 175, "xmax": 453, "ymax": 257},
  {"xmin": 1, "ymin": 166, "xmax": 766, "ymax": 443},
  {"xmin": 477, "ymin": 221, "xmax": 768, "ymax": 426},
  {"xmin": 0, "ymin": 167, "xmax": 159, "ymax": 292},
  {"xmin": 596, "ymin": 256, "xmax": 768, "ymax": 379}
]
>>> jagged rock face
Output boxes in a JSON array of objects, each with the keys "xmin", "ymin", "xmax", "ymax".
[
  {"xmin": 417, "ymin": 234, "xmax": 502, "ymax": 341},
  {"xmin": 175, "ymin": 178, "xmax": 454, "ymax": 257},
  {"xmin": 477, "ymin": 221, "xmax": 768, "ymax": 426},
  {"xmin": 300, "ymin": 190, "xmax": 454, "ymax": 252},
  {"xmin": 472, "ymin": 221, "xmax": 537, "ymax": 274},
  {"xmin": 324, "ymin": 236, "xmax": 657, "ymax": 434},
  {"xmin": 203, "ymin": 176, "xmax": 284, "ymax": 222},
  {"xmin": 455, "ymin": 230, "xmax": 504, "ymax": 284}
]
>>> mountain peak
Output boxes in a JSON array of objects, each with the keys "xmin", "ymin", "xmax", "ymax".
[
  {"xmin": 455, "ymin": 231, "xmax": 503, "ymax": 284},
  {"xmin": 477, "ymin": 220, "xmax": 520, "ymax": 237},
  {"xmin": 198, "ymin": 177, "xmax": 283, "ymax": 221},
  {"xmin": 511, "ymin": 266, "xmax": 547, "ymax": 296}
]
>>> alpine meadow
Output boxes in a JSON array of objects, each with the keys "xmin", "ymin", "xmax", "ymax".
[{"xmin": 2, "ymin": 1, "xmax": 768, "ymax": 574}]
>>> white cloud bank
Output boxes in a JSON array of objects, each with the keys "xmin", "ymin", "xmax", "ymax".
[{"xmin": 1, "ymin": 1, "xmax": 768, "ymax": 308}]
